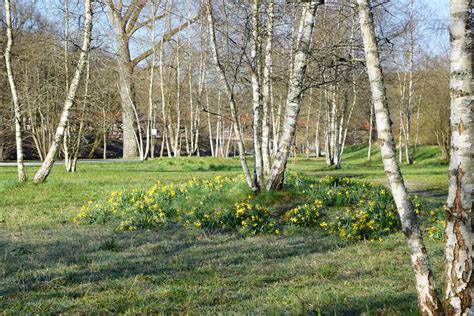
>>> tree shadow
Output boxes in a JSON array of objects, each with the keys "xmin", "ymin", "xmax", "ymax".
[{"xmin": 0, "ymin": 227, "xmax": 420, "ymax": 314}]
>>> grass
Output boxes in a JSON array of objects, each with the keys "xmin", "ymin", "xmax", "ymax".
[{"xmin": 0, "ymin": 145, "xmax": 448, "ymax": 314}]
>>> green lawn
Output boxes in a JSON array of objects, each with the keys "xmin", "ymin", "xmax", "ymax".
[{"xmin": 0, "ymin": 146, "xmax": 448, "ymax": 314}]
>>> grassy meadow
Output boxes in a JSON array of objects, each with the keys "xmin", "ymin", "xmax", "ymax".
[{"xmin": 0, "ymin": 146, "xmax": 448, "ymax": 314}]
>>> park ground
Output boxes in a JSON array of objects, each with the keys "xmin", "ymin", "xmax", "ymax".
[{"xmin": 0, "ymin": 146, "xmax": 447, "ymax": 314}]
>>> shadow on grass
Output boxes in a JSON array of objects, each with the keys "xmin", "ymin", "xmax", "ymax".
[
  {"xmin": 1, "ymin": 228, "xmax": 341, "ymax": 295},
  {"xmin": 0, "ymin": 226, "xmax": 422, "ymax": 314},
  {"xmin": 311, "ymin": 292, "xmax": 418, "ymax": 315}
]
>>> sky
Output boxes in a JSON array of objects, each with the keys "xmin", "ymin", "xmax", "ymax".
[{"xmin": 31, "ymin": 0, "xmax": 451, "ymax": 59}]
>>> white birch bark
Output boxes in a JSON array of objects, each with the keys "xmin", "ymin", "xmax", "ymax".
[
  {"xmin": 266, "ymin": 1, "xmax": 322, "ymax": 191},
  {"xmin": 305, "ymin": 90, "xmax": 312, "ymax": 159},
  {"xmin": 144, "ymin": 0, "xmax": 158, "ymax": 160},
  {"xmin": 357, "ymin": 0, "xmax": 442, "ymax": 314},
  {"xmin": 444, "ymin": 0, "xmax": 473, "ymax": 313},
  {"xmin": 405, "ymin": 0, "xmax": 414, "ymax": 165},
  {"xmin": 5, "ymin": 0, "xmax": 26, "ymax": 182},
  {"xmin": 62, "ymin": 0, "xmax": 71, "ymax": 170},
  {"xmin": 174, "ymin": 39, "xmax": 182, "ymax": 157},
  {"xmin": 261, "ymin": 0, "xmax": 274, "ymax": 174},
  {"xmin": 34, "ymin": 0, "xmax": 93, "ymax": 183},
  {"xmin": 205, "ymin": 81, "xmax": 215, "ymax": 157},
  {"xmin": 367, "ymin": 102, "xmax": 374, "ymax": 161},
  {"xmin": 250, "ymin": 0, "xmax": 264, "ymax": 189}
]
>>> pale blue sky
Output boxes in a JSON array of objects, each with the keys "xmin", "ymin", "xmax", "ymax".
[{"xmin": 33, "ymin": 0, "xmax": 451, "ymax": 59}]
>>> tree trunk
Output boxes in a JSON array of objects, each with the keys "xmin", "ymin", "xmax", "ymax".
[
  {"xmin": 368, "ymin": 102, "xmax": 374, "ymax": 161},
  {"xmin": 34, "ymin": 0, "xmax": 93, "ymax": 183},
  {"xmin": 206, "ymin": 0, "xmax": 256, "ymax": 191},
  {"xmin": 305, "ymin": 89, "xmax": 312, "ymax": 159},
  {"xmin": 266, "ymin": 1, "xmax": 322, "ymax": 191},
  {"xmin": 405, "ymin": 0, "xmax": 414, "ymax": 165},
  {"xmin": 115, "ymin": 37, "xmax": 139, "ymax": 159},
  {"xmin": 69, "ymin": 58, "xmax": 90, "ymax": 172},
  {"xmin": 443, "ymin": 0, "xmax": 473, "ymax": 313},
  {"xmin": 173, "ymin": 39, "xmax": 182, "ymax": 157},
  {"xmin": 144, "ymin": 1, "xmax": 158, "ymax": 161},
  {"xmin": 5, "ymin": 0, "xmax": 26, "ymax": 182},
  {"xmin": 357, "ymin": 0, "xmax": 442, "ymax": 314},
  {"xmin": 315, "ymin": 97, "xmax": 320, "ymax": 158},
  {"xmin": 261, "ymin": 0, "xmax": 274, "ymax": 174},
  {"xmin": 250, "ymin": 0, "xmax": 264, "ymax": 189}
]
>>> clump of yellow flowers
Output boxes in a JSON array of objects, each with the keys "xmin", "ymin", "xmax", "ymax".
[{"xmin": 74, "ymin": 173, "xmax": 436, "ymax": 242}]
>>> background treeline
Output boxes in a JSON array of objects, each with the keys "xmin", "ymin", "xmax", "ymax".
[{"xmin": 0, "ymin": 0, "xmax": 449, "ymax": 163}]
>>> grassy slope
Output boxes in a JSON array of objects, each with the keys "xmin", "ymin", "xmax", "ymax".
[{"xmin": 0, "ymin": 146, "xmax": 447, "ymax": 314}]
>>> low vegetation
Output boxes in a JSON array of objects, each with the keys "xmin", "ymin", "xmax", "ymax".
[
  {"xmin": 75, "ymin": 174, "xmax": 413, "ymax": 242},
  {"xmin": 0, "ymin": 146, "xmax": 448, "ymax": 313}
]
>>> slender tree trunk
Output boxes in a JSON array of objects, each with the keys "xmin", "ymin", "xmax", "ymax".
[
  {"xmin": 315, "ymin": 95, "xmax": 321, "ymax": 158},
  {"xmin": 173, "ymin": 40, "xmax": 182, "ymax": 157},
  {"xmin": 405, "ymin": 0, "xmax": 414, "ymax": 165},
  {"xmin": 34, "ymin": 0, "xmax": 93, "ymax": 183},
  {"xmin": 305, "ymin": 89, "xmax": 312, "ymax": 159},
  {"xmin": 215, "ymin": 91, "xmax": 222, "ymax": 156},
  {"xmin": 144, "ymin": 1, "xmax": 158, "ymax": 160},
  {"xmin": 250, "ymin": 0, "xmax": 264, "ymax": 189},
  {"xmin": 205, "ymin": 81, "xmax": 215, "ymax": 157},
  {"xmin": 69, "ymin": 57, "xmax": 90, "ymax": 172},
  {"xmin": 398, "ymin": 72, "xmax": 406, "ymax": 163},
  {"xmin": 368, "ymin": 102, "xmax": 374, "ymax": 161},
  {"xmin": 5, "ymin": 0, "xmax": 26, "ymax": 182},
  {"xmin": 272, "ymin": 92, "xmax": 283, "ymax": 156},
  {"xmin": 266, "ymin": 1, "xmax": 322, "ymax": 191},
  {"xmin": 357, "ymin": 0, "xmax": 442, "ymax": 314},
  {"xmin": 443, "ymin": 0, "xmax": 473, "ymax": 313},
  {"xmin": 206, "ymin": 0, "xmax": 256, "ymax": 190},
  {"xmin": 63, "ymin": 0, "xmax": 71, "ymax": 170},
  {"xmin": 261, "ymin": 0, "xmax": 274, "ymax": 175}
]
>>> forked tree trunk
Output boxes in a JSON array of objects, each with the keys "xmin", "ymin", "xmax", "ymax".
[
  {"xmin": 105, "ymin": 0, "xmax": 197, "ymax": 158},
  {"xmin": 266, "ymin": 0, "xmax": 323, "ymax": 191},
  {"xmin": 206, "ymin": 0, "xmax": 256, "ymax": 191},
  {"xmin": 357, "ymin": 0, "xmax": 443, "ymax": 314},
  {"xmin": 443, "ymin": 0, "xmax": 473, "ymax": 313},
  {"xmin": 110, "ymin": 22, "xmax": 139, "ymax": 159},
  {"xmin": 34, "ymin": 0, "xmax": 93, "ymax": 183},
  {"xmin": 5, "ymin": 0, "xmax": 26, "ymax": 182}
]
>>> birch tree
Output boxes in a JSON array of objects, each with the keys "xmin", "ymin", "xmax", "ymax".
[
  {"xmin": 4, "ymin": 0, "xmax": 26, "ymax": 182},
  {"xmin": 261, "ymin": 0, "xmax": 274, "ymax": 174},
  {"xmin": 443, "ymin": 0, "xmax": 473, "ymax": 313},
  {"xmin": 206, "ymin": 0, "xmax": 256, "ymax": 191},
  {"xmin": 33, "ymin": 0, "xmax": 93, "ymax": 183},
  {"xmin": 266, "ymin": 0, "xmax": 323, "ymax": 191},
  {"xmin": 250, "ymin": 0, "xmax": 264, "ymax": 188},
  {"xmin": 357, "ymin": 0, "xmax": 442, "ymax": 313}
]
